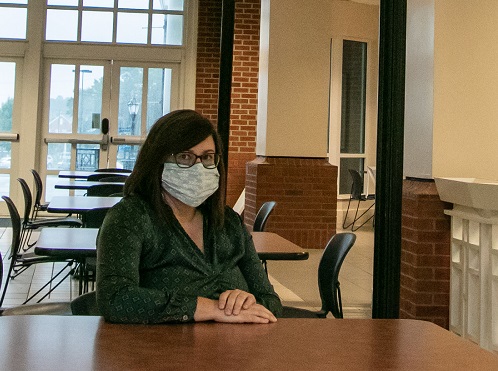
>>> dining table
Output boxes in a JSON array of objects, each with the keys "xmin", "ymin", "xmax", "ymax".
[
  {"xmin": 0, "ymin": 316, "xmax": 497, "ymax": 370},
  {"xmin": 34, "ymin": 229, "xmax": 308, "ymax": 263},
  {"xmin": 252, "ymin": 231, "xmax": 309, "ymax": 272},
  {"xmin": 35, "ymin": 227, "xmax": 100, "ymax": 294},
  {"xmin": 54, "ymin": 179, "xmax": 125, "ymax": 190},
  {"xmin": 34, "ymin": 228, "xmax": 308, "ymax": 294},
  {"xmin": 58, "ymin": 170, "xmax": 130, "ymax": 179},
  {"xmin": 46, "ymin": 196, "xmax": 122, "ymax": 214}
]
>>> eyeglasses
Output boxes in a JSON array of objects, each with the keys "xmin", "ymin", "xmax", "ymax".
[{"xmin": 170, "ymin": 152, "xmax": 221, "ymax": 169}]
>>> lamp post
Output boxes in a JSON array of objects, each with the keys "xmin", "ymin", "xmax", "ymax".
[{"xmin": 127, "ymin": 97, "xmax": 140, "ymax": 135}]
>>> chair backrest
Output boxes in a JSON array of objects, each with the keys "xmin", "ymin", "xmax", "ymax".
[
  {"xmin": 252, "ymin": 201, "xmax": 276, "ymax": 232},
  {"xmin": 98, "ymin": 175, "xmax": 128, "ymax": 183},
  {"xmin": 317, "ymin": 232, "xmax": 356, "ymax": 318},
  {"xmin": 86, "ymin": 183, "xmax": 124, "ymax": 197},
  {"xmin": 30, "ymin": 169, "xmax": 44, "ymax": 214},
  {"xmin": 94, "ymin": 168, "xmax": 132, "ymax": 173},
  {"xmin": 71, "ymin": 291, "xmax": 100, "ymax": 315},
  {"xmin": 0, "ymin": 196, "xmax": 22, "ymax": 306},
  {"xmin": 87, "ymin": 173, "xmax": 121, "ymax": 181},
  {"xmin": 83, "ymin": 184, "xmax": 122, "ymax": 227},
  {"xmin": 348, "ymin": 169, "xmax": 365, "ymax": 199},
  {"xmin": 17, "ymin": 178, "xmax": 34, "ymax": 225}
]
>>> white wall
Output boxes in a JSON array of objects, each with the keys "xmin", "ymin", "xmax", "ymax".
[
  {"xmin": 433, "ymin": 0, "xmax": 498, "ymax": 180},
  {"xmin": 404, "ymin": 0, "xmax": 434, "ymax": 179},
  {"xmin": 257, "ymin": 0, "xmax": 379, "ymax": 160}
]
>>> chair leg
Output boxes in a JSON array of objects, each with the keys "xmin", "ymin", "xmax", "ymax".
[
  {"xmin": 336, "ymin": 283, "xmax": 343, "ymax": 319},
  {"xmin": 351, "ymin": 202, "xmax": 375, "ymax": 232},
  {"xmin": 0, "ymin": 262, "xmax": 15, "ymax": 307},
  {"xmin": 24, "ymin": 261, "xmax": 74, "ymax": 304},
  {"xmin": 342, "ymin": 197, "xmax": 355, "ymax": 229}
]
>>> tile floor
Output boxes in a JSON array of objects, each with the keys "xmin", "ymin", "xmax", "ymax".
[{"xmin": 1, "ymin": 225, "xmax": 374, "ymax": 318}]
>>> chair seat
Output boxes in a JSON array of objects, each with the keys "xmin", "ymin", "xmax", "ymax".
[
  {"xmin": 71, "ymin": 291, "xmax": 100, "ymax": 315},
  {"xmin": 359, "ymin": 194, "xmax": 375, "ymax": 201},
  {"xmin": 38, "ymin": 203, "xmax": 49, "ymax": 211},
  {"xmin": 281, "ymin": 306, "xmax": 327, "ymax": 318},
  {"xmin": 26, "ymin": 217, "xmax": 83, "ymax": 229}
]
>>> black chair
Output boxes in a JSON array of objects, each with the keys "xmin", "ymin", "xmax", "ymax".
[
  {"xmin": 31, "ymin": 168, "xmax": 78, "ymax": 220},
  {"xmin": 0, "ymin": 249, "xmax": 72, "ymax": 315},
  {"xmin": 252, "ymin": 201, "xmax": 277, "ymax": 273},
  {"xmin": 281, "ymin": 232, "xmax": 356, "ymax": 319},
  {"xmin": 71, "ymin": 291, "xmax": 99, "ymax": 315},
  {"xmin": 0, "ymin": 196, "xmax": 75, "ymax": 307},
  {"xmin": 94, "ymin": 168, "xmax": 132, "ymax": 173},
  {"xmin": 87, "ymin": 173, "xmax": 124, "ymax": 181},
  {"xmin": 252, "ymin": 201, "xmax": 277, "ymax": 232},
  {"xmin": 30, "ymin": 169, "xmax": 49, "ymax": 217},
  {"xmin": 82, "ymin": 183, "xmax": 123, "ymax": 228},
  {"xmin": 342, "ymin": 169, "xmax": 375, "ymax": 232},
  {"xmin": 17, "ymin": 178, "xmax": 83, "ymax": 249},
  {"xmin": 86, "ymin": 183, "xmax": 124, "ymax": 197}
]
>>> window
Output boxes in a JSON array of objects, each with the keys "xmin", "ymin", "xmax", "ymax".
[
  {"xmin": 46, "ymin": 0, "xmax": 184, "ymax": 45},
  {"xmin": 0, "ymin": 1, "xmax": 28, "ymax": 40},
  {"xmin": 339, "ymin": 40, "xmax": 367, "ymax": 195}
]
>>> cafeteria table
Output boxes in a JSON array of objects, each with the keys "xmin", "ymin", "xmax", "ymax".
[
  {"xmin": 46, "ymin": 196, "xmax": 122, "ymax": 214},
  {"xmin": 54, "ymin": 179, "xmax": 125, "ymax": 190},
  {"xmin": 58, "ymin": 170, "xmax": 130, "ymax": 179},
  {"xmin": 0, "ymin": 316, "xmax": 497, "ymax": 370},
  {"xmin": 34, "ymin": 229, "xmax": 308, "ymax": 263},
  {"xmin": 252, "ymin": 231, "xmax": 309, "ymax": 272},
  {"xmin": 35, "ymin": 228, "xmax": 100, "ymax": 294}
]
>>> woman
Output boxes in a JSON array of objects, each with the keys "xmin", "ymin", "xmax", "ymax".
[{"xmin": 96, "ymin": 109, "xmax": 282, "ymax": 324}]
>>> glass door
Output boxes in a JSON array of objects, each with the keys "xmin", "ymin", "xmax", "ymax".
[
  {"xmin": 0, "ymin": 59, "xmax": 22, "ymax": 213},
  {"xmin": 42, "ymin": 59, "xmax": 179, "ymax": 200},
  {"xmin": 107, "ymin": 61, "xmax": 179, "ymax": 173}
]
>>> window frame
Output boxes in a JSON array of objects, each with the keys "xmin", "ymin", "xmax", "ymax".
[{"xmin": 328, "ymin": 37, "xmax": 377, "ymax": 198}]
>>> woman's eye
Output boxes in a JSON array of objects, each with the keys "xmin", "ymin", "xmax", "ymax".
[
  {"xmin": 202, "ymin": 153, "xmax": 215, "ymax": 161},
  {"xmin": 179, "ymin": 153, "xmax": 191, "ymax": 160}
]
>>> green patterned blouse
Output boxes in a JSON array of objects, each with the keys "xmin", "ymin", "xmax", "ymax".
[{"xmin": 96, "ymin": 195, "xmax": 282, "ymax": 324}]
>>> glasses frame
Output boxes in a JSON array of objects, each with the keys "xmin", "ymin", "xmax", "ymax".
[{"xmin": 170, "ymin": 152, "xmax": 221, "ymax": 169}]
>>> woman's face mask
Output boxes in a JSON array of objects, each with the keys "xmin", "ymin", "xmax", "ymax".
[{"xmin": 161, "ymin": 162, "xmax": 220, "ymax": 207}]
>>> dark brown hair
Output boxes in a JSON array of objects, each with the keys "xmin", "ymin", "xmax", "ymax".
[{"xmin": 124, "ymin": 109, "xmax": 226, "ymax": 228}]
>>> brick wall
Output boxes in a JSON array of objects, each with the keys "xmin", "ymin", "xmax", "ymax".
[
  {"xmin": 400, "ymin": 178, "xmax": 452, "ymax": 329},
  {"xmin": 246, "ymin": 157, "xmax": 337, "ymax": 249},
  {"xmin": 195, "ymin": 0, "xmax": 260, "ymax": 207},
  {"xmin": 195, "ymin": 0, "xmax": 221, "ymax": 122}
]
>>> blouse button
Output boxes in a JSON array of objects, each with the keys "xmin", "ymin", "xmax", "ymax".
[{"xmin": 182, "ymin": 315, "xmax": 189, "ymax": 321}]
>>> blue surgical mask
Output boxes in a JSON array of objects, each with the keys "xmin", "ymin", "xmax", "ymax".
[{"xmin": 161, "ymin": 163, "xmax": 220, "ymax": 207}]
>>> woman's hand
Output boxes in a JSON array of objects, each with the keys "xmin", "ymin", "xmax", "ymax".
[
  {"xmin": 214, "ymin": 303, "xmax": 277, "ymax": 324},
  {"xmin": 218, "ymin": 289, "xmax": 256, "ymax": 315},
  {"xmin": 194, "ymin": 296, "xmax": 277, "ymax": 324}
]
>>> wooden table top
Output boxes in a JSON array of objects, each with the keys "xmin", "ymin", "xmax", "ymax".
[
  {"xmin": 58, "ymin": 170, "xmax": 130, "ymax": 179},
  {"xmin": 54, "ymin": 180, "xmax": 125, "ymax": 190},
  {"xmin": 0, "ymin": 316, "xmax": 496, "ymax": 370},
  {"xmin": 47, "ymin": 196, "xmax": 122, "ymax": 214},
  {"xmin": 34, "ymin": 229, "xmax": 308, "ymax": 262},
  {"xmin": 251, "ymin": 231, "xmax": 309, "ymax": 261}
]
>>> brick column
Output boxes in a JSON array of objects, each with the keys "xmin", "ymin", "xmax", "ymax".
[
  {"xmin": 245, "ymin": 156, "xmax": 337, "ymax": 249},
  {"xmin": 400, "ymin": 178, "xmax": 452, "ymax": 328}
]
